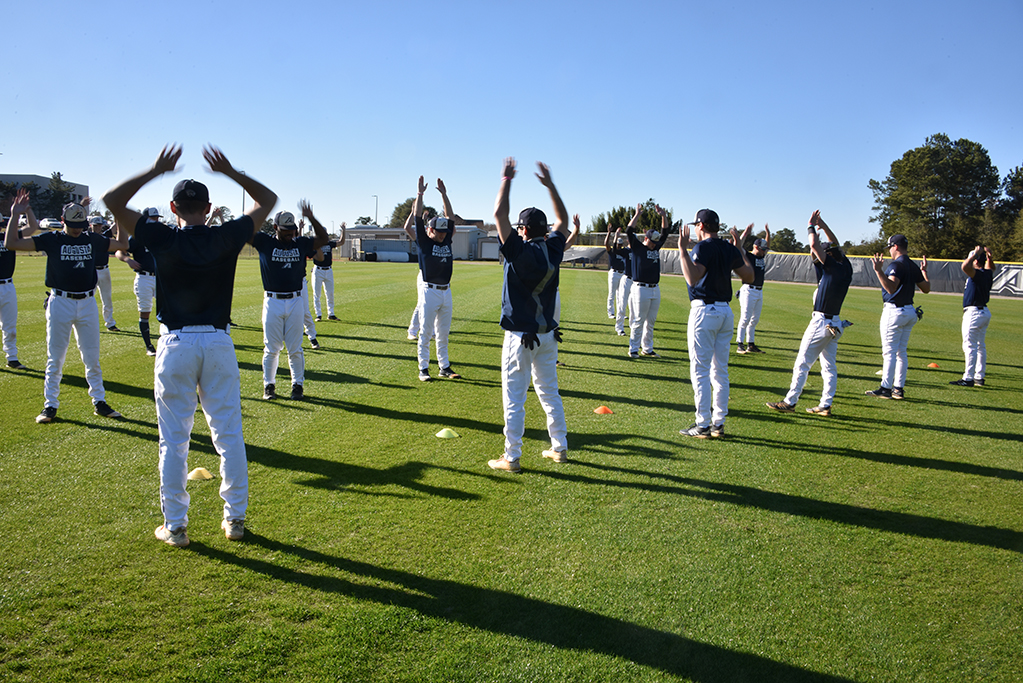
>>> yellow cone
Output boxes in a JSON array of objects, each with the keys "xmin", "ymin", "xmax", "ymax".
[
  {"xmin": 436, "ymin": 428, "xmax": 459, "ymax": 438},
  {"xmin": 187, "ymin": 467, "xmax": 213, "ymax": 480}
]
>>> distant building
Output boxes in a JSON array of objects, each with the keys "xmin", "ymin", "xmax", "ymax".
[{"xmin": 0, "ymin": 174, "xmax": 89, "ymax": 206}]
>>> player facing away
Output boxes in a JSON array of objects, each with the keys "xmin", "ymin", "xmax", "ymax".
[
  {"xmin": 103, "ymin": 144, "xmax": 278, "ymax": 547},
  {"xmin": 1, "ymin": 196, "xmax": 38, "ymax": 370},
  {"xmin": 89, "ymin": 216, "xmax": 119, "ymax": 332},
  {"xmin": 603, "ymin": 226, "xmax": 630, "ymax": 335},
  {"xmin": 865, "ymin": 234, "xmax": 930, "ymax": 400},
  {"xmin": 765, "ymin": 211, "xmax": 853, "ymax": 416},
  {"xmin": 115, "ymin": 208, "xmax": 161, "ymax": 356},
  {"xmin": 5, "ymin": 193, "xmax": 129, "ymax": 423},
  {"xmin": 489, "ymin": 158, "xmax": 569, "ymax": 473},
  {"xmin": 311, "ymin": 221, "xmax": 345, "ymax": 321},
  {"xmin": 677, "ymin": 209, "xmax": 753, "ymax": 438},
  {"xmin": 733, "ymin": 222, "xmax": 770, "ymax": 354},
  {"xmin": 951, "ymin": 245, "xmax": 993, "ymax": 387},
  {"xmin": 403, "ymin": 176, "xmax": 461, "ymax": 382},
  {"xmin": 253, "ymin": 206, "xmax": 329, "ymax": 401},
  {"xmin": 625, "ymin": 204, "xmax": 670, "ymax": 358}
]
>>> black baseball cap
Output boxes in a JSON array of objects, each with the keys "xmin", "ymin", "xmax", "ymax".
[
  {"xmin": 689, "ymin": 209, "xmax": 720, "ymax": 231},
  {"xmin": 515, "ymin": 207, "xmax": 548, "ymax": 231},
  {"xmin": 172, "ymin": 179, "xmax": 210, "ymax": 204},
  {"xmin": 886, "ymin": 234, "xmax": 908, "ymax": 249}
]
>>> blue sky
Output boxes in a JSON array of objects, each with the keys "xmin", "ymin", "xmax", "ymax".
[{"xmin": 4, "ymin": 0, "xmax": 1021, "ymax": 243}]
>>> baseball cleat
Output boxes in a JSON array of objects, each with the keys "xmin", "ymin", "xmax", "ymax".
[
  {"xmin": 36, "ymin": 406, "xmax": 57, "ymax": 423},
  {"xmin": 221, "ymin": 519, "xmax": 245, "ymax": 541},
  {"xmin": 746, "ymin": 343, "xmax": 764, "ymax": 353},
  {"xmin": 628, "ymin": 350, "xmax": 639, "ymax": 359},
  {"xmin": 765, "ymin": 401, "xmax": 795, "ymax": 413},
  {"xmin": 407, "ymin": 333, "xmax": 418, "ymax": 341},
  {"xmin": 680, "ymin": 424, "xmax": 711, "ymax": 438},
  {"xmin": 106, "ymin": 325, "xmax": 120, "ymax": 332},
  {"xmin": 949, "ymin": 379, "xmax": 974, "ymax": 387},
  {"xmin": 975, "ymin": 378, "xmax": 985, "ymax": 386},
  {"xmin": 263, "ymin": 383, "xmax": 276, "ymax": 400},
  {"xmin": 94, "ymin": 401, "xmax": 122, "ymax": 419},
  {"xmin": 736, "ymin": 343, "xmax": 748, "ymax": 354},
  {"xmin": 6, "ymin": 360, "xmax": 28, "ymax": 370},
  {"xmin": 309, "ymin": 338, "xmax": 320, "ymax": 350},
  {"xmin": 616, "ymin": 330, "xmax": 626, "ymax": 336},
  {"xmin": 806, "ymin": 405, "xmax": 832, "ymax": 416},
  {"xmin": 290, "ymin": 384, "xmax": 304, "ymax": 400},
  {"xmin": 328, "ymin": 315, "xmax": 338, "ymax": 321},
  {"xmin": 488, "ymin": 457, "xmax": 522, "ymax": 473},
  {"xmin": 146, "ymin": 345, "xmax": 157, "ymax": 357},
  {"xmin": 438, "ymin": 366, "xmax": 461, "ymax": 379},
  {"xmin": 418, "ymin": 368, "xmax": 432, "ymax": 382},
  {"xmin": 710, "ymin": 424, "xmax": 725, "ymax": 437},
  {"xmin": 542, "ymin": 449, "xmax": 568, "ymax": 463},
  {"xmin": 315, "ymin": 316, "xmax": 322, "ymax": 322},
  {"xmin": 640, "ymin": 350, "xmax": 661, "ymax": 358},
  {"xmin": 864, "ymin": 386, "xmax": 892, "ymax": 399},
  {"xmin": 155, "ymin": 525, "xmax": 189, "ymax": 548},
  {"xmin": 891, "ymin": 387, "xmax": 905, "ymax": 400}
]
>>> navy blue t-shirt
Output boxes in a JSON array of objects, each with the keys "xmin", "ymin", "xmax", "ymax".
[
  {"xmin": 0, "ymin": 230, "xmax": 22, "ymax": 280},
  {"xmin": 622, "ymin": 249, "xmax": 633, "ymax": 279},
  {"xmin": 813, "ymin": 253, "xmax": 853, "ymax": 316},
  {"xmin": 882, "ymin": 255, "xmax": 924, "ymax": 306},
  {"xmin": 415, "ymin": 217, "xmax": 454, "ymax": 285},
  {"xmin": 252, "ymin": 232, "xmax": 315, "ymax": 293},
  {"xmin": 963, "ymin": 268, "xmax": 993, "ymax": 308},
  {"xmin": 687, "ymin": 237, "xmax": 745, "ymax": 303},
  {"xmin": 627, "ymin": 231, "xmax": 668, "ymax": 284},
  {"xmin": 127, "ymin": 236, "xmax": 157, "ymax": 274},
  {"xmin": 500, "ymin": 231, "xmax": 565, "ymax": 333},
  {"xmin": 746, "ymin": 249, "xmax": 766, "ymax": 288},
  {"xmin": 134, "ymin": 215, "xmax": 254, "ymax": 330},
  {"xmin": 33, "ymin": 230, "xmax": 109, "ymax": 291},
  {"xmin": 608, "ymin": 246, "xmax": 627, "ymax": 273},
  {"xmin": 93, "ymin": 228, "xmax": 113, "ymax": 268},
  {"xmin": 314, "ymin": 241, "xmax": 336, "ymax": 268}
]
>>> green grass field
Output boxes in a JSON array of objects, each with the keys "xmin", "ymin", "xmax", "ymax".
[{"xmin": 1, "ymin": 256, "xmax": 1021, "ymax": 682}]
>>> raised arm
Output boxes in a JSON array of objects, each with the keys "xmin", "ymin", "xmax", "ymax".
[
  {"xmin": 106, "ymin": 221, "xmax": 129, "ymax": 254},
  {"xmin": 603, "ymin": 223, "xmax": 614, "ymax": 252},
  {"xmin": 807, "ymin": 211, "xmax": 828, "ymax": 264},
  {"xmin": 729, "ymin": 226, "xmax": 754, "ymax": 283},
  {"xmin": 566, "ymin": 214, "xmax": 581, "ymax": 248},
  {"xmin": 299, "ymin": 200, "xmax": 330, "ymax": 250},
  {"xmin": 654, "ymin": 205, "xmax": 670, "ymax": 248},
  {"xmin": 676, "ymin": 224, "xmax": 705, "ymax": 286},
  {"xmin": 437, "ymin": 178, "xmax": 454, "ymax": 220},
  {"xmin": 203, "ymin": 146, "xmax": 276, "ymax": 232},
  {"xmin": 4, "ymin": 189, "xmax": 38, "ymax": 250},
  {"xmin": 626, "ymin": 203, "xmax": 643, "ymax": 235},
  {"xmin": 762, "ymin": 223, "xmax": 771, "ymax": 250},
  {"xmin": 337, "ymin": 221, "xmax": 346, "ymax": 246},
  {"xmin": 405, "ymin": 176, "xmax": 427, "ymax": 240},
  {"xmin": 961, "ymin": 245, "xmax": 983, "ymax": 277},
  {"xmin": 536, "ymin": 162, "xmax": 568, "ymax": 237},
  {"xmin": 494, "ymin": 158, "xmax": 515, "ymax": 244},
  {"xmin": 871, "ymin": 253, "xmax": 899, "ymax": 294},
  {"xmin": 918, "ymin": 255, "xmax": 930, "ymax": 293},
  {"xmin": 734, "ymin": 222, "xmax": 753, "ymax": 247},
  {"xmin": 103, "ymin": 145, "xmax": 182, "ymax": 238}
]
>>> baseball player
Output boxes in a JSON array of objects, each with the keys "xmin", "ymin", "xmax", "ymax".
[
  {"xmin": 89, "ymin": 216, "xmax": 119, "ymax": 332},
  {"xmin": 765, "ymin": 211, "xmax": 853, "ymax": 416},
  {"xmin": 677, "ymin": 209, "xmax": 753, "ymax": 438},
  {"xmin": 103, "ymin": 144, "xmax": 278, "ymax": 547},
  {"xmin": 252, "ymin": 206, "xmax": 328, "ymax": 400},
  {"xmin": 5, "ymin": 193, "xmax": 128, "ymax": 423},
  {"xmin": 733, "ymin": 223, "xmax": 770, "ymax": 354},
  {"xmin": 611, "ymin": 228, "xmax": 633, "ymax": 337},
  {"xmin": 625, "ymin": 204, "xmax": 670, "ymax": 358},
  {"xmin": 115, "ymin": 209, "xmax": 160, "ymax": 356},
  {"xmin": 296, "ymin": 219, "xmax": 319, "ymax": 350},
  {"xmin": 603, "ymin": 222, "xmax": 626, "ymax": 320},
  {"xmin": 951, "ymin": 245, "xmax": 993, "ymax": 387},
  {"xmin": 311, "ymin": 221, "xmax": 345, "ymax": 321},
  {"xmin": 403, "ymin": 176, "xmax": 461, "ymax": 382},
  {"xmin": 865, "ymin": 234, "xmax": 930, "ymax": 400},
  {"xmin": 405, "ymin": 208, "xmax": 435, "ymax": 342},
  {"xmin": 489, "ymin": 158, "xmax": 569, "ymax": 473},
  {"xmin": 1, "ymin": 199, "xmax": 38, "ymax": 370}
]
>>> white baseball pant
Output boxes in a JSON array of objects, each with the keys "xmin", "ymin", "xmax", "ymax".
[
  {"xmin": 408, "ymin": 270, "xmax": 424, "ymax": 338},
  {"xmin": 43, "ymin": 291, "xmax": 106, "ymax": 408},
  {"xmin": 134, "ymin": 273, "xmax": 156, "ymax": 313},
  {"xmin": 501, "ymin": 330, "xmax": 568, "ymax": 461},
  {"xmin": 783, "ymin": 312, "xmax": 843, "ymax": 407},
  {"xmin": 95, "ymin": 267, "xmax": 116, "ymax": 328},
  {"xmin": 879, "ymin": 303, "xmax": 918, "ymax": 390},
  {"xmin": 301, "ymin": 278, "xmax": 316, "ymax": 340},
  {"xmin": 735, "ymin": 285, "xmax": 764, "ymax": 344},
  {"xmin": 687, "ymin": 301, "xmax": 734, "ymax": 428},
  {"xmin": 0, "ymin": 281, "xmax": 18, "ymax": 362},
  {"xmin": 417, "ymin": 283, "xmax": 452, "ymax": 370},
  {"xmin": 628, "ymin": 283, "xmax": 660, "ymax": 354},
  {"xmin": 961, "ymin": 306, "xmax": 991, "ymax": 382},
  {"xmin": 312, "ymin": 266, "xmax": 335, "ymax": 318},
  {"xmin": 607, "ymin": 269, "xmax": 622, "ymax": 318},
  {"xmin": 154, "ymin": 326, "xmax": 248, "ymax": 529},
  {"xmin": 262, "ymin": 294, "xmax": 306, "ymax": 386},
  {"xmin": 616, "ymin": 276, "xmax": 633, "ymax": 335}
]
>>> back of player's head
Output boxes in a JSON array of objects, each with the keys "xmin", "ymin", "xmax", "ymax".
[
  {"xmin": 886, "ymin": 234, "xmax": 908, "ymax": 250},
  {"xmin": 171, "ymin": 179, "xmax": 210, "ymax": 215},
  {"xmin": 515, "ymin": 207, "xmax": 548, "ymax": 239},
  {"xmin": 691, "ymin": 209, "xmax": 720, "ymax": 232}
]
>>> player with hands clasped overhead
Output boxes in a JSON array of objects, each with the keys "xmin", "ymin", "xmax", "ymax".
[
  {"xmin": 951, "ymin": 245, "xmax": 994, "ymax": 387},
  {"xmin": 677, "ymin": 209, "xmax": 754, "ymax": 438},
  {"xmin": 865, "ymin": 233, "xmax": 930, "ymax": 400},
  {"xmin": 403, "ymin": 176, "xmax": 460, "ymax": 381},
  {"xmin": 488, "ymin": 159, "xmax": 570, "ymax": 473},
  {"xmin": 732, "ymin": 222, "xmax": 770, "ymax": 354},
  {"xmin": 624, "ymin": 203, "xmax": 670, "ymax": 358},
  {"xmin": 311, "ymin": 220, "xmax": 345, "ymax": 322},
  {"xmin": 765, "ymin": 211, "xmax": 853, "ymax": 416},
  {"xmin": 103, "ymin": 144, "xmax": 278, "ymax": 547},
  {"xmin": 1, "ymin": 191, "xmax": 40, "ymax": 371},
  {"xmin": 5, "ymin": 189, "xmax": 129, "ymax": 423}
]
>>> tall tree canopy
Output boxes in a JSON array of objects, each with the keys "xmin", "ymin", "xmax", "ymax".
[
  {"xmin": 591, "ymin": 199, "xmax": 673, "ymax": 236},
  {"xmin": 868, "ymin": 134, "xmax": 1000, "ymax": 258}
]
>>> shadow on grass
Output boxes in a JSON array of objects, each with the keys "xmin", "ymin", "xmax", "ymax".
[
  {"xmin": 192, "ymin": 534, "xmax": 854, "ymax": 683},
  {"xmin": 538, "ymin": 462, "xmax": 1023, "ymax": 553},
  {"xmin": 246, "ymin": 444, "xmax": 483, "ymax": 501}
]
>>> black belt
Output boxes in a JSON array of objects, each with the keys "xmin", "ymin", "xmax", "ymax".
[
  {"xmin": 965, "ymin": 305, "xmax": 986, "ymax": 310},
  {"xmin": 266, "ymin": 291, "xmax": 301, "ymax": 300},
  {"xmin": 316, "ymin": 265, "xmax": 332, "ymax": 270},
  {"xmin": 135, "ymin": 270, "xmax": 155, "ymax": 276},
  {"xmin": 426, "ymin": 283, "xmax": 449, "ymax": 290},
  {"xmin": 95, "ymin": 265, "xmax": 109, "ymax": 270},
  {"xmin": 636, "ymin": 282, "xmax": 658, "ymax": 288},
  {"xmin": 747, "ymin": 285, "xmax": 763, "ymax": 290},
  {"xmin": 0, "ymin": 278, "xmax": 12, "ymax": 285},
  {"xmin": 53, "ymin": 289, "xmax": 94, "ymax": 300}
]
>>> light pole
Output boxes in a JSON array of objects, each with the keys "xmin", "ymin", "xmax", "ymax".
[
  {"xmin": 372, "ymin": 195, "xmax": 378, "ymax": 226},
  {"xmin": 240, "ymin": 171, "xmax": 247, "ymax": 214}
]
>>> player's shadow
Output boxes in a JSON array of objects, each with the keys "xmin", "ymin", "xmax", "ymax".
[
  {"xmin": 537, "ymin": 462, "xmax": 1023, "ymax": 553},
  {"xmin": 192, "ymin": 534, "xmax": 855, "ymax": 683},
  {"xmin": 245, "ymin": 443, "xmax": 481, "ymax": 501},
  {"xmin": 61, "ymin": 375, "xmax": 155, "ymax": 402}
]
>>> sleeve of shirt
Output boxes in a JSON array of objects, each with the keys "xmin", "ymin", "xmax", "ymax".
[
  {"xmin": 32, "ymin": 232, "xmax": 52, "ymax": 253},
  {"xmin": 500, "ymin": 232, "xmax": 523, "ymax": 260},
  {"xmin": 251, "ymin": 231, "xmax": 268, "ymax": 253}
]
